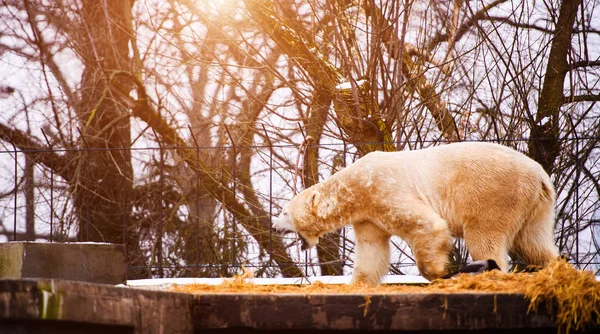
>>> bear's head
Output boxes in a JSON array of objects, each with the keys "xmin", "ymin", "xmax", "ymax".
[{"xmin": 272, "ymin": 185, "xmax": 335, "ymax": 250}]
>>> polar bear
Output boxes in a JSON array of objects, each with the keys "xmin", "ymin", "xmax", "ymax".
[{"xmin": 273, "ymin": 142, "xmax": 558, "ymax": 284}]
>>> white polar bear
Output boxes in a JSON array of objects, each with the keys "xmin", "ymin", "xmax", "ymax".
[{"xmin": 273, "ymin": 142, "xmax": 559, "ymax": 285}]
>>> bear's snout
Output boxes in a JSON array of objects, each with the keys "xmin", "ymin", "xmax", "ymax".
[
  {"xmin": 272, "ymin": 213, "xmax": 297, "ymax": 234},
  {"xmin": 271, "ymin": 225, "xmax": 291, "ymax": 234},
  {"xmin": 270, "ymin": 225, "xmax": 311, "ymax": 250}
]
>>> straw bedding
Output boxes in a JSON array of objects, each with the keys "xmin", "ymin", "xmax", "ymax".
[{"xmin": 171, "ymin": 259, "xmax": 599, "ymax": 333}]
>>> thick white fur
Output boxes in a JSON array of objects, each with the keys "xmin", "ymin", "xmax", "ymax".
[{"xmin": 273, "ymin": 142, "xmax": 559, "ymax": 284}]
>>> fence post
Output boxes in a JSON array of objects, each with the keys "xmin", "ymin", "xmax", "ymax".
[
  {"xmin": 76, "ymin": 128, "xmax": 91, "ymax": 241},
  {"xmin": 153, "ymin": 128, "xmax": 165, "ymax": 278},
  {"xmin": 188, "ymin": 125, "xmax": 201, "ymax": 276},
  {"xmin": 224, "ymin": 124, "xmax": 237, "ymax": 269},
  {"xmin": 574, "ymin": 136, "xmax": 580, "ymax": 267},
  {"xmin": 41, "ymin": 129, "xmax": 54, "ymax": 243},
  {"xmin": 11, "ymin": 143, "xmax": 18, "ymax": 241},
  {"xmin": 262, "ymin": 124, "xmax": 274, "ymax": 266}
]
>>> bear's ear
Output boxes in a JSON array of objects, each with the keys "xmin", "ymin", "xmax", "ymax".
[
  {"xmin": 307, "ymin": 190, "xmax": 320, "ymax": 211},
  {"xmin": 307, "ymin": 190, "xmax": 332, "ymax": 219}
]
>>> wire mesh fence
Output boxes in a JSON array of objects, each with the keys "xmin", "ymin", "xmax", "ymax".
[{"xmin": 0, "ymin": 136, "xmax": 598, "ymax": 278}]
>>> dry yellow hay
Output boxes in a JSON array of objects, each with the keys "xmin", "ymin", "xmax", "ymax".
[
  {"xmin": 171, "ymin": 260, "xmax": 599, "ymax": 333},
  {"xmin": 520, "ymin": 260, "xmax": 599, "ymax": 334}
]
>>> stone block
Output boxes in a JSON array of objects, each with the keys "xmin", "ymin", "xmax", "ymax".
[{"xmin": 0, "ymin": 242, "xmax": 126, "ymax": 284}]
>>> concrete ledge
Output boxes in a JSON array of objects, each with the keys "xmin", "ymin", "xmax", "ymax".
[
  {"xmin": 0, "ymin": 242, "xmax": 126, "ymax": 285},
  {"xmin": 1, "ymin": 278, "xmax": 594, "ymax": 334},
  {"xmin": 0, "ymin": 279, "xmax": 188, "ymax": 334}
]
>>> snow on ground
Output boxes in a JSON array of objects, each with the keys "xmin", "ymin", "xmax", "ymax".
[
  {"xmin": 126, "ymin": 274, "xmax": 600, "ymax": 290},
  {"xmin": 126, "ymin": 274, "xmax": 430, "ymax": 289}
]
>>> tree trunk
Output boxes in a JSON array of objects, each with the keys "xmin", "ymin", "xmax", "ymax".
[
  {"xmin": 529, "ymin": 0, "xmax": 582, "ymax": 173},
  {"xmin": 304, "ymin": 91, "xmax": 344, "ymax": 276},
  {"xmin": 73, "ymin": 0, "xmax": 149, "ymax": 279}
]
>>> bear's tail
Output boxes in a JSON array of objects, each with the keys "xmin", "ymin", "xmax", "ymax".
[
  {"xmin": 539, "ymin": 175, "xmax": 555, "ymax": 204},
  {"xmin": 527, "ymin": 171, "xmax": 555, "ymax": 232}
]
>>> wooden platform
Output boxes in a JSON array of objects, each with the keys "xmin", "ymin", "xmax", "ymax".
[{"xmin": 0, "ymin": 278, "xmax": 593, "ymax": 333}]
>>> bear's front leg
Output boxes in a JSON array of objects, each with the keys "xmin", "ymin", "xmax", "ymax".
[
  {"xmin": 351, "ymin": 221, "xmax": 391, "ymax": 286},
  {"xmin": 402, "ymin": 214, "xmax": 453, "ymax": 280}
]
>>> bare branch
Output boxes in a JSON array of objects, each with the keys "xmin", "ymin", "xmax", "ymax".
[
  {"xmin": 569, "ymin": 60, "xmax": 600, "ymax": 69},
  {"xmin": 563, "ymin": 94, "xmax": 600, "ymax": 104},
  {"xmin": 0, "ymin": 123, "xmax": 72, "ymax": 181},
  {"xmin": 426, "ymin": 0, "xmax": 509, "ymax": 51}
]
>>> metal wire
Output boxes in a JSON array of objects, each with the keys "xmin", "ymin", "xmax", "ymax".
[{"xmin": 1, "ymin": 136, "xmax": 598, "ymax": 277}]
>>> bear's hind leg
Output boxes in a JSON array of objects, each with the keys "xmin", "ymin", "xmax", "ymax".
[
  {"xmin": 512, "ymin": 241, "xmax": 558, "ymax": 268},
  {"xmin": 351, "ymin": 221, "xmax": 391, "ymax": 286},
  {"xmin": 464, "ymin": 227, "xmax": 510, "ymax": 271},
  {"xmin": 512, "ymin": 206, "xmax": 559, "ymax": 267}
]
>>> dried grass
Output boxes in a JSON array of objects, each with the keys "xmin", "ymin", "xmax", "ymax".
[
  {"xmin": 520, "ymin": 260, "xmax": 600, "ymax": 333},
  {"xmin": 171, "ymin": 260, "xmax": 599, "ymax": 332}
]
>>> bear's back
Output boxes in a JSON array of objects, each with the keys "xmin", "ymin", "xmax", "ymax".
[
  {"xmin": 358, "ymin": 142, "xmax": 543, "ymax": 174},
  {"xmin": 350, "ymin": 142, "xmax": 550, "ymax": 215}
]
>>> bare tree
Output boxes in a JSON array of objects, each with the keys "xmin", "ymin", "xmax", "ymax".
[{"xmin": 0, "ymin": 0, "xmax": 598, "ymax": 278}]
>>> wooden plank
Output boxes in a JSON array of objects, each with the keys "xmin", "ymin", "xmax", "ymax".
[
  {"xmin": 0, "ymin": 278, "xmax": 588, "ymax": 333},
  {"xmin": 191, "ymin": 292, "xmax": 557, "ymax": 331}
]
